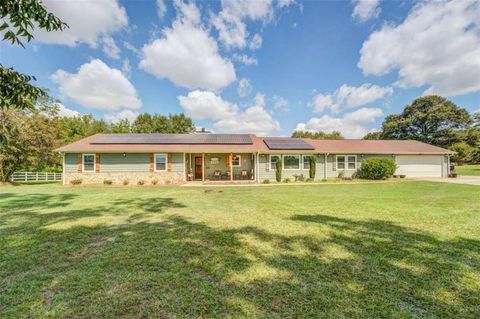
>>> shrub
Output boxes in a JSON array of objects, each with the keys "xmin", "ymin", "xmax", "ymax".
[
  {"xmin": 275, "ymin": 160, "xmax": 282, "ymax": 182},
  {"xmin": 70, "ymin": 178, "xmax": 82, "ymax": 185},
  {"xmin": 137, "ymin": 180, "xmax": 146, "ymax": 186},
  {"xmin": 305, "ymin": 177, "xmax": 314, "ymax": 182},
  {"xmin": 321, "ymin": 178, "xmax": 328, "ymax": 182},
  {"xmin": 309, "ymin": 156, "xmax": 316, "ymax": 179},
  {"xmin": 151, "ymin": 179, "xmax": 159, "ymax": 185},
  {"xmin": 165, "ymin": 180, "xmax": 171, "ymax": 185},
  {"xmin": 337, "ymin": 170, "xmax": 345, "ymax": 179},
  {"xmin": 103, "ymin": 179, "xmax": 113, "ymax": 185},
  {"xmin": 283, "ymin": 178, "xmax": 290, "ymax": 183},
  {"xmin": 358, "ymin": 158, "xmax": 397, "ymax": 180},
  {"xmin": 297, "ymin": 174, "xmax": 305, "ymax": 182},
  {"xmin": 123, "ymin": 179, "xmax": 130, "ymax": 186},
  {"xmin": 262, "ymin": 179, "xmax": 270, "ymax": 184}
]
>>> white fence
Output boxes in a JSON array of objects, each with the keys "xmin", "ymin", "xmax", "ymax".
[{"xmin": 11, "ymin": 172, "xmax": 63, "ymax": 183}]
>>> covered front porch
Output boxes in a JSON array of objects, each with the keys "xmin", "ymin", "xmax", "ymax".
[{"xmin": 184, "ymin": 153, "xmax": 256, "ymax": 183}]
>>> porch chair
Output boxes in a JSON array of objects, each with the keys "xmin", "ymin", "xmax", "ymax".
[
  {"xmin": 241, "ymin": 170, "xmax": 248, "ymax": 180},
  {"xmin": 213, "ymin": 170, "xmax": 221, "ymax": 180}
]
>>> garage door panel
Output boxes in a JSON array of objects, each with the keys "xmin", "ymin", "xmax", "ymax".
[{"xmin": 395, "ymin": 155, "xmax": 442, "ymax": 177}]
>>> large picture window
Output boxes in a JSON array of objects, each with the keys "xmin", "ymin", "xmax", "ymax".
[
  {"xmin": 155, "ymin": 154, "xmax": 167, "ymax": 171},
  {"xmin": 232, "ymin": 155, "xmax": 241, "ymax": 167},
  {"xmin": 270, "ymin": 155, "xmax": 280, "ymax": 170},
  {"xmin": 283, "ymin": 155, "xmax": 300, "ymax": 170},
  {"xmin": 336, "ymin": 155, "xmax": 357, "ymax": 170},
  {"xmin": 83, "ymin": 154, "xmax": 95, "ymax": 172}
]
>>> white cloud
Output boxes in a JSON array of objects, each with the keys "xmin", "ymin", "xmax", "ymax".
[
  {"xmin": 358, "ymin": 0, "xmax": 480, "ymax": 96},
  {"xmin": 336, "ymin": 84, "xmax": 393, "ymax": 108},
  {"xmin": 156, "ymin": 0, "xmax": 167, "ymax": 18},
  {"xmin": 249, "ymin": 34, "xmax": 263, "ymax": 50},
  {"xmin": 273, "ymin": 96, "xmax": 288, "ymax": 109},
  {"xmin": 232, "ymin": 53, "xmax": 258, "ymax": 65},
  {"xmin": 101, "ymin": 36, "xmax": 121, "ymax": 59},
  {"xmin": 54, "ymin": 103, "xmax": 80, "ymax": 117},
  {"xmin": 178, "ymin": 90, "xmax": 238, "ymax": 120},
  {"xmin": 278, "ymin": 0, "xmax": 296, "ymax": 8},
  {"xmin": 123, "ymin": 41, "xmax": 140, "ymax": 55},
  {"xmin": 178, "ymin": 90, "xmax": 279, "ymax": 135},
  {"xmin": 139, "ymin": 1, "xmax": 236, "ymax": 91},
  {"xmin": 122, "ymin": 58, "xmax": 131, "ymax": 77},
  {"xmin": 104, "ymin": 109, "xmax": 139, "ymax": 123},
  {"xmin": 311, "ymin": 93, "xmax": 335, "ymax": 113},
  {"xmin": 311, "ymin": 83, "xmax": 392, "ymax": 113},
  {"xmin": 352, "ymin": 0, "xmax": 381, "ymax": 22},
  {"xmin": 212, "ymin": 0, "xmax": 293, "ymax": 50},
  {"xmin": 52, "ymin": 59, "xmax": 142, "ymax": 111},
  {"xmin": 295, "ymin": 107, "xmax": 383, "ymax": 138},
  {"xmin": 237, "ymin": 78, "xmax": 252, "ymax": 97},
  {"xmin": 33, "ymin": 0, "xmax": 128, "ymax": 47}
]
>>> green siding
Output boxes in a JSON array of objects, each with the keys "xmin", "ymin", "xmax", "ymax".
[
  {"xmin": 64, "ymin": 152, "xmax": 184, "ymax": 173},
  {"xmin": 65, "ymin": 153, "xmax": 78, "ymax": 173},
  {"xmin": 100, "ymin": 153, "xmax": 149, "ymax": 172}
]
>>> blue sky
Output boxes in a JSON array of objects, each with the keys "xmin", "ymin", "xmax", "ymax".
[{"xmin": 3, "ymin": 0, "xmax": 479, "ymax": 137}]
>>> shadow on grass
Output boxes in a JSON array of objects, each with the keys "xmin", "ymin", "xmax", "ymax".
[{"xmin": 1, "ymin": 193, "xmax": 479, "ymax": 318}]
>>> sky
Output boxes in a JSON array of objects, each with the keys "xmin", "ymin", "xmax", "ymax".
[{"xmin": 2, "ymin": 0, "xmax": 480, "ymax": 138}]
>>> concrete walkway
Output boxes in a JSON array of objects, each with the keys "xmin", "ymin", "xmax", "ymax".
[{"xmin": 413, "ymin": 176, "xmax": 480, "ymax": 186}]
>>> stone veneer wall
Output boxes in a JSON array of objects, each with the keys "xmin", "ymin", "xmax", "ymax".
[{"xmin": 64, "ymin": 172, "xmax": 184, "ymax": 185}]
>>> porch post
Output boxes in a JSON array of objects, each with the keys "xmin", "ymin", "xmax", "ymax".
[
  {"xmin": 230, "ymin": 153, "xmax": 233, "ymax": 181},
  {"xmin": 324, "ymin": 153, "xmax": 328, "ymax": 179},
  {"xmin": 183, "ymin": 152, "xmax": 186, "ymax": 181},
  {"xmin": 202, "ymin": 153, "xmax": 205, "ymax": 182}
]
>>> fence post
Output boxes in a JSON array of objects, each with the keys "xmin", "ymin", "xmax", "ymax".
[{"xmin": 24, "ymin": 172, "xmax": 27, "ymax": 182}]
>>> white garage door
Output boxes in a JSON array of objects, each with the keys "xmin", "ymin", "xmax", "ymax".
[{"xmin": 395, "ymin": 155, "xmax": 443, "ymax": 177}]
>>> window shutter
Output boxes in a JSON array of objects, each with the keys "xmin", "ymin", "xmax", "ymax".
[
  {"xmin": 150, "ymin": 154, "xmax": 154, "ymax": 172},
  {"xmin": 95, "ymin": 154, "xmax": 100, "ymax": 173},
  {"xmin": 77, "ymin": 154, "xmax": 82, "ymax": 172},
  {"xmin": 167, "ymin": 154, "xmax": 173, "ymax": 172}
]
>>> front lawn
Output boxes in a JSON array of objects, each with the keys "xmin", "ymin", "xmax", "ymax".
[
  {"xmin": 455, "ymin": 164, "xmax": 480, "ymax": 176},
  {"xmin": 1, "ymin": 182, "xmax": 479, "ymax": 318}
]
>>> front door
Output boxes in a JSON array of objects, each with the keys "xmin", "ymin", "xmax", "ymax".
[{"xmin": 194, "ymin": 156, "xmax": 203, "ymax": 180}]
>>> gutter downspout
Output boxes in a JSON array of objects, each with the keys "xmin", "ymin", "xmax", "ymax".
[{"xmin": 256, "ymin": 152, "xmax": 260, "ymax": 182}]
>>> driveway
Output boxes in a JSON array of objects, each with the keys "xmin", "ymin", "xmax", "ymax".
[{"xmin": 414, "ymin": 176, "xmax": 480, "ymax": 186}]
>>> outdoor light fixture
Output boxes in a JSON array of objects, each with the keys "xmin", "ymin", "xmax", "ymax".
[{"xmin": 123, "ymin": 152, "xmax": 126, "ymax": 157}]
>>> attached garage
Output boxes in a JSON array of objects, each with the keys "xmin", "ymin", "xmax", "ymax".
[{"xmin": 395, "ymin": 155, "xmax": 444, "ymax": 177}]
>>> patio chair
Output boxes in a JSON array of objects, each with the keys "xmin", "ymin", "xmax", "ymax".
[
  {"xmin": 213, "ymin": 170, "xmax": 221, "ymax": 180},
  {"xmin": 241, "ymin": 170, "xmax": 248, "ymax": 180}
]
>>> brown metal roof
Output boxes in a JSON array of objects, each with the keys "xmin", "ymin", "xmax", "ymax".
[{"xmin": 54, "ymin": 133, "xmax": 454, "ymax": 154}]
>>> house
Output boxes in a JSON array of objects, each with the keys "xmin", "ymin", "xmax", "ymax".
[{"xmin": 54, "ymin": 133, "xmax": 454, "ymax": 185}]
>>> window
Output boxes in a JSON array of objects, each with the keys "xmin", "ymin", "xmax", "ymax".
[
  {"xmin": 155, "ymin": 154, "xmax": 167, "ymax": 171},
  {"xmin": 270, "ymin": 155, "xmax": 280, "ymax": 170},
  {"xmin": 283, "ymin": 155, "xmax": 300, "ymax": 170},
  {"xmin": 303, "ymin": 155, "xmax": 311, "ymax": 170},
  {"xmin": 83, "ymin": 154, "xmax": 95, "ymax": 172},
  {"xmin": 232, "ymin": 155, "xmax": 241, "ymax": 167},
  {"xmin": 336, "ymin": 155, "xmax": 357, "ymax": 170}
]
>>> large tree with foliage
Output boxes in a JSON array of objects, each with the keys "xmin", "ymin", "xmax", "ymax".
[
  {"xmin": 0, "ymin": 105, "xmax": 62, "ymax": 182},
  {"xmin": 132, "ymin": 113, "xmax": 195, "ymax": 134},
  {"xmin": 291, "ymin": 130, "xmax": 344, "ymax": 139},
  {"xmin": 363, "ymin": 131, "xmax": 382, "ymax": 140},
  {"xmin": 1, "ymin": 0, "xmax": 68, "ymax": 110},
  {"xmin": 381, "ymin": 96, "xmax": 472, "ymax": 148}
]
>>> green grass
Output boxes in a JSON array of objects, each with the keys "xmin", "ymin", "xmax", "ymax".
[
  {"xmin": 455, "ymin": 164, "xmax": 480, "ymax": 176},
  {"xmin": 1, "ymin": 182, "xmax": 479, "ymax": 318}
]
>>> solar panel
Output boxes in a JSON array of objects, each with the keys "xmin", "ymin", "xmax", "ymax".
[
  {"xmin": 92, "ymin": 134, "xmax": 253, "ymax": 145},
  {"xmin": 264, "ymin": 138, "xmax": 314, "ymax": 150}
]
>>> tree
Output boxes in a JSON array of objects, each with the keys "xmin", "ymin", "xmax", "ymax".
[
  {"xmin": 132, "ymin": 113, "xmax": 195, "ymax": 133},
  {"xmin": 309, "ymin": 156, "xmax": 316, "ymax": 179},
  {"xmin": 57, "ymin": 115, "xmax": 111, "ymax": 144},
  {"xmin": 449, "ymin": 142, "xmax": 474, "ymax": 164},
  {"xmin": 0, "ymin": 105, "xmax": 62, "ymax": 182},
  {"xmin": 291, "ymin": 130, "xmax": 344, "ymax": 139},
  {"xmin": 381, "ymin": 96, "xmax": 472, "ymax": 148},
  {"xmin": 1, "ymin": 0, "xmax": 68, "ymax": 110},
  {"xmin": 275, "ymin": 160, "xmax": 282, "ymax": 182},
  {"xmin": 363, "ymin": 131, "xmax": 382, "ymax": 140},
  {"xmin": 111, "ymin": 119, "xmax": 131, "ymax": 133}
]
